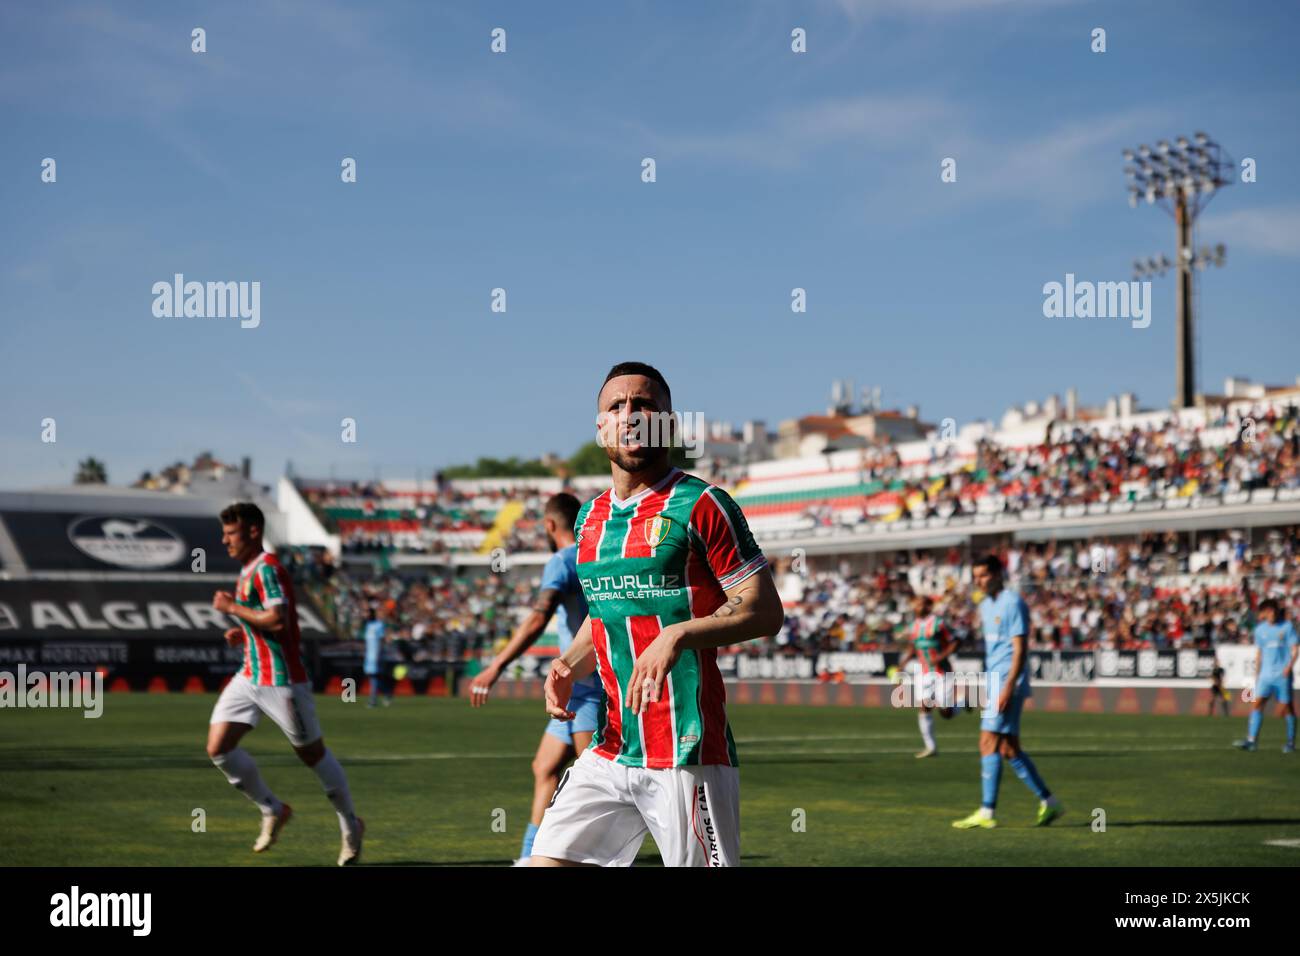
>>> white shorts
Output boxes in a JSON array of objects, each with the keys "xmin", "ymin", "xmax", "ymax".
[
  {"xmin": 918, "ymin": 670, "xmax": 953, "ymax": 707},
  {"xmin": 531, "ymin": 749, "xmax": 740, "ymax": 867},
  {"xmin": 210, "ymin": 675, "xmax": 322, "ymax": 748}
]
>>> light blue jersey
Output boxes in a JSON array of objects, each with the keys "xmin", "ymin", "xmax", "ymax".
[
  {"xmin": 541, "ymin": 544, "xmax": 599, "ymax": 700},
  {"xmin": 979, "ymin": 588, "xmax": 1033, "ymax": 699},
  {"xmin": 1255, "ymin": 620, "xmax": 1298, "ymax": 681},
  {"xmin": 362, "ymin": 619, "xmax": 386, "ymax": 675}
]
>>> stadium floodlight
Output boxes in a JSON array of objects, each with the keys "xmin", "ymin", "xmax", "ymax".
[{"xmin": 1121, "ymin": 131, "xmax": 1234, "ymax": 408}]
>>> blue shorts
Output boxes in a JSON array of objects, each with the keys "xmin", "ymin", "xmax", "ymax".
[
  {"xmin": 980, "ymin": 693, "xmax": 1026, "ymax": 736},
  {"xmin": 544, "ymin": 693, "xmax": 601, "ymax": 745},
  {"xmin": 1255, "ymin": 675, "xmax": 1293, "ymax": 705}
]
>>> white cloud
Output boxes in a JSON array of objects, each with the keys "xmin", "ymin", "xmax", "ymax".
[
  {"xmin": 635, "ymin": 94, "xmax": 953, "ymax": 169},
  {"xmin": 1200, "ymin": 205, "xmax": 1300, "ymax": 259}
]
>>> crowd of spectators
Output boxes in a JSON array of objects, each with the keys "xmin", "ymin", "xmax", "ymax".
[
  {"xmin": 767, "ymin": 527, "xmax": 1300, "ymax": 656},
  {"xmin": 297, "ymin": 480, "xmax": 557, "ymax": 554},
  {"xmin": 795, "ymin": 405, "xmax": 1300, "ymax": 531}
]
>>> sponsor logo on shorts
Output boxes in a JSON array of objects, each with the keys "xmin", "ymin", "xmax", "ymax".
[{"xmin": 694, "ymin": 783, "xmax": 721, "ymax": 867}]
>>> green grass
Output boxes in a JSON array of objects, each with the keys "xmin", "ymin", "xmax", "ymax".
[{"xmin": 2, "ymin": 694, "xmax": 1297, "ymax": 866}]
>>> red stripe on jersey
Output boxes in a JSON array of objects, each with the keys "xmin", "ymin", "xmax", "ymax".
[
  {"xmin": 697, "ymin": 647, "xmax": 731, "ymax": 764},
  {"xmin": 265, "ymin": 555, "xmax": 308, "ymax": 684},
  {"xmin": 577, "ymin": 493, "xmax": 612, "ymax": 564},
  {"xmin": 621, "ymin": 472, "xmax": 684, "ymax": 560},
  {"xmin": 251, "ymin": 572, "xmax": 275, "ymax": 685},
  {"xmin": 591, "ymin": 618, "xmax": 623, "ymax": 761},
  {"xmin": 628, "ymin": 615, "xmax": 675, "ymax": 767},
  {"xmin": 690, "ymin": 490, "xmax": 742, "ymax": 582},
  {"xmin": 683, "ymin": 546, "xmax": 730, "ymax": 764},
  {"xmin": 686, "ymin": 545, "xmax": 726, "ymax": 619}
]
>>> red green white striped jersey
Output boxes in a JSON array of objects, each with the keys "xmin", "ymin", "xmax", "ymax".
[
  {"xmin": 235, "ymin": 552, "xmax": 308, "ymax": 687},
  {"xmin": 575, "ymin": 468, "xmax": 768, "ymax": 769},
  {"xmin": 908, "ymin": 614, "xmax": 952, "ymax": 673}
]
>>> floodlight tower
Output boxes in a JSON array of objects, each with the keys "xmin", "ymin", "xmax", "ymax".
[{"xmin": 1122, "ymin": 132, "xmax": 1233, "ymax": 407}]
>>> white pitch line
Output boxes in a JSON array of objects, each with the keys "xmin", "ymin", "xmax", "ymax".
[{"xmin": 1264, "ymin": 839, "xmax": 1300, "ymax": 848}]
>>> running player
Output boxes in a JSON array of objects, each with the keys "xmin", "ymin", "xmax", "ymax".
[
  {"xmin": 1233, "ymin": 598, "xmax": 1298, "ymax": 752},
  {"xmin": 952, "ymin": 554, "xmax": 1063, "ymax": 829},
  {"xmin": 466, "ymin": 492, "xmax": 596, "ymax": 865},
  {"xmin": 898, "ymin": 594, "xmax": 957, "ymax": 758},
  {"xmin": 207, "ymin": 502, "xmax": 364, "ymax": 865},
  {"xmin": 531, "ymin": 362, "xmax": 785, "ymax": 867}
]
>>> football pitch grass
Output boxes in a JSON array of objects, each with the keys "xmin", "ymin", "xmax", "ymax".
[{"xmin": 2, "ymin": 693, "xmax": 1297, "ymax": 867}]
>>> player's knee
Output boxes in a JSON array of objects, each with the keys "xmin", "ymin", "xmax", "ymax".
[
  {"xmin": 295, "ymin": 740, "xmax": 325, "ymax": 766},
  {"xmin": 531, "ymin": 755, "xmax": 558, "ymax": 783},
  {"xmin": 207, "ymin": 740, "xmax": 231, "ymax": 761}
]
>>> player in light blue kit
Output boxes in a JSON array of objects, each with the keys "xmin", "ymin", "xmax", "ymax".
[
  {"xmin": 1233, "ymin": 598, "xmax": 1298, "ymax": 753},
  {"xmin": 953, "ymin": 554, "xmax": 1063, "ymax": 830},
  {"xmin": 465, "ymin": 492, "xmax": 597, "ymax": 864}
]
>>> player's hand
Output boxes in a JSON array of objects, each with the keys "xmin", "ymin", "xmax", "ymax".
[
  {"xmin": 996, "ymin": 687, "xmax": 1012, "ymax": 713},
  {"xmin": 467, "ymin": 665, "xmax": 499, "ymax": 707},
  {"xmin": 545, "ymin": 658, "xmax": 576, "ymax": 720},
  {"xmin": 626, "ymin": 625, "xmax": 684, "ymax": 716},
  {"xmin": 223, "ymin": 627, "xmax": 243, "ymax": 647},
  {"xmin": 212, "ymin": 591, "xmax": 236, "ymax": 614}
]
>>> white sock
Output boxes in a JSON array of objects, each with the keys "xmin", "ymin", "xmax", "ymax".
[
  {"xmin": 978, "ymin": 806, "xmax": 994, "ymax": 820},
  {"xmin": 311, "ymin": 748, "xmax": 357, "ymax": 835},
  {"xmin": 918, "ymin": 711, "xmax": 936, "ymax": 750},
  {"xmin": 213, "ymin": 748, "xmax": 281, "ymax": 816}
]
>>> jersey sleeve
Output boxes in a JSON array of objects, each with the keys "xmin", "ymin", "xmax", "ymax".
[
  {"xmin": 1288, "ymin": 623, "xmax": 1299, "ymax": 649},
  {"xmin": 689, "ymin": 486, "xmax": 767, "ymax": 590},
  {"xmin": 1005, "ymin": 597, "xmax": 1029, "ymax": 638},
  {"xmin": 257, "ymin": 561, "xmax": 287, "ymax": 607},
  {"xmin": 538, "ymin": 551, "xmax": 573, "ymax": 595}
]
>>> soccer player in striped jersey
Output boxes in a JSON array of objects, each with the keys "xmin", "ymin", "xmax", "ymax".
[
  {"xmin": 898, "ymin": 594, "xmax": 957, "ymax": 758},
  {"xmin": 531, "ymin": 362, "xmax": 785, "ymax": 867},
  {"xmin": 466, "ymin": 492, "xmax": 596, "ymax": 865},
  {"xmin": 206, "ymin": 502, "xmax": 364, "ymax": 865}
]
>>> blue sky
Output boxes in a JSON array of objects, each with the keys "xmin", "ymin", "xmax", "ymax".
[{"xmin": 2, "ymin": 0, "xmax": 1298, "ymax": 488}]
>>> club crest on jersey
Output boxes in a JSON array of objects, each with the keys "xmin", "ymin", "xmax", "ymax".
[{"xmin": 644, "ymin": 514, "xmax": 673, "ymax": 549}]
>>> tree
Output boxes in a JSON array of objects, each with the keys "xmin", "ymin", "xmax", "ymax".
[
  {"xmin": 75, "ymin": 458, "xmax": 108, "ymax": 485},
  {"xmin": 566, "ymin": 441, "xmax": 609, "ymax": 475}
]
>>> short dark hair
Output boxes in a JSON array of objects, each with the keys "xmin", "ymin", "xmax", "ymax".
[
  {"xmin": 599, "ymin": 361, "xmax": 671, "ymax": 408},
  {"xmin": 544, "ymin": 492, "xmax": 581, "ymax": 530},
  {"xmin": 220, "ymin": 501, "xmax": 265, "ymax": 532},
  {"xmin": 1259, "ymin": 598, "xmax": 1282, "ymax": 618},
  {"xmin": 975, "ymin": 554, "xmax": 1003, "ymax": 577}
]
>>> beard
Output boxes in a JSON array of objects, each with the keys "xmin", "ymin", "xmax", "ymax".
[{"xmin": 604, "ymin": 440, "xmax": 669, "ymax": 475}]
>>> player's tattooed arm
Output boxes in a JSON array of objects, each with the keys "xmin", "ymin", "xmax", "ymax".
[
  {"xmin": 626, "ymin": 571, "xmax": 784, "ymax": 714},
  {"xmin": 678, "ymin": 569, "xmax": 785, "ymax": 650},
  {"xmin": 485, "ymin": 588, "xmax": 562, "ymax": 674}
]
